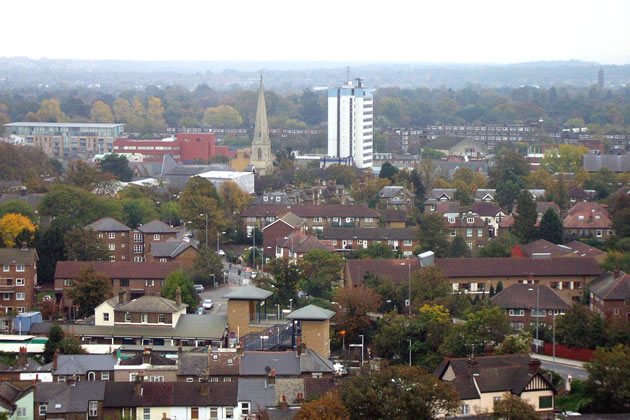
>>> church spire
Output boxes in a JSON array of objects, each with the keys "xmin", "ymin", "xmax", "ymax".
[{"xmin": 250, "ymin": 73, "xmax": 273, "ymax": 174}]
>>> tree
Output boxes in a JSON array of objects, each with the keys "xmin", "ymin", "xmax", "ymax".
[
  {"xmin": 334, "ymin": 286, "xmax": 381, "ymax": 342},
  {"xmin": 267, "ymin": 258, "xmax": 301, "ymax": 307},
  {"xmin": 121, "ymin": 198, "xmax": 158, "ymax": 229},
  {"xmin": 0, "ymin": 200, "xmax": 36, "ymax": 222},
  {"xmin": 90, "ymin": 101, "xmax": 114, "ymax": 123},
  {"xmin": 0, "ymin": 213, "xmax": 36, "ymax": 247},
  {"xmin": 113, "ymin": 98, "xmax": 132, "ymax": 123},
  {"xmin": 513, "ymin": 190, "xmax": 538, "ymax": 243},
  {"xmin": 340, "ymin": 365, "xmax": 459, "ymax": 420},
  {"xmin": 192, "ymin": 247, "xmax": 224, "ymax": 287},
  {"xmin": 477, "ymin": 231, "xmax": 518, "ymax": 257},
  {"xmin": 100, "ymin": 154, "xmax": 133, "ymax": 182},
  {"xmin": 489, "ymin": 150, "xmax": 529, "ymax": 188},
  {"xmin": 417, "ymin": 212, "xmax": 449, "ymax": 257},
  {"xmin": 492, "ymin": 393, "xmax": 538, "ymax": 420},
  {"xmin": 65, "ymin": 160, "xmax": 103, "ymax": 190},
  {"xmin": 298, "ymin": 89, "xmax": 325, "ymax": 126},
  {"xmin": 42, "ymin": 322, "xmax": 85, "ymax": 363},
  {"xmin": 448, "ymin": 235, "xmax": 470, "ymax": 257},
  {"xmin": 495, "ymin": 330, "xmax": 532, "ymax": 355},
  {"xmin": 203, "ymin": 105, "xmax": 243, "ymax": 128},
  {"xmin": 67, "ymin": 266, "xmax": 112, "ymax": 318},
  {"xmin": 556, "ymin": 304, "xmax": 605, "ymax": 349},
  {"xmin": 538, "ymin": 208, "xmax": 563, "ymax": 244},
  {"xmin": 219, "ymin": 181, "xmax": 252, "ymax": 227},
  {"xmin": 541, "ymin": 144, "xmax": 589, "ymax": 174},
  {"xmin": 326, "ymin": 165, "xmax": 356, "ymax": 187},
  {"xmin": 145, "ymin": 97, "xmax": 167, "ymax": 133},
  {"xmin": 348, "ymin": 242, "xmax": 394, "ymax": 260},
  {"xmin": 453, "ymin": 167, "xmax": 474, "ymax": 185},
  {"xmin": 36, "ymin": 99, "xmax": 67, "ymax": 122},
  {"xmin": 300, "ymin": 249, "xmax": 344, "ymax": 300},
  {"xmin": 161, "ymin": 270, "xmax": 198, "ymax": 311},
  {"xmin": 584, "ymin": 344, "xmax": 630, "ymax": 413},
  {"xmin": 64, "ymin": 228, "xmax": 110, "ymax": 261},
  {"xmin": 295, "ymin": 392, "xmax": 349, "ymax": 420},
  {"xmin": 465, "ymin": 306, "xmax": 510, "ymax": 352},
  {"xmin": 496, "ymin": 180, "xmax": 521, "ymax": 214},
  {"xmin": 379, "ymin": 162, "xmax": 398, "ymax": 181},
  {"xmin": 179, "ymin": 177, "xmax": 224, "ymax": 236}
]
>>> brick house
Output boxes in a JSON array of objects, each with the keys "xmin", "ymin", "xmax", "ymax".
[
  {"xmin": 0, "ymin": 246, "xmax": 38, "ymax": 314},
  {"xmin": 135, "ymin": 220, "xmax": 178, "ymax": 261},
  {"xmin": 113, "ymin": 348, "xmax": 178, "ymax": 383},
  {"xmin": 35, "ymin": 381, "xmax": 106, "ymax": 420},
  {"xmin": 381, "ymin": 209, "xmax": 407, "ymax": 228},
  {"xmin": 564, "ymin": 209, "xmax": 614, "ymax": 241},
  {"xmin": 378, "ymin": 186, "xmax": 413, "ymax": 210},
  {"xmin": 261, "ymin": 213, "xmax": 305, "ymax": 259},
  {"xmin": 275, "ymin": 231, "xmax": 334, "ymax": 261},
  {"xmin": 589, "ymin": 270, "xmax": 630, "ymax": 322},
  {"xmin": 54, "ymin": 261, "xmax": 181, "ymax": 317},
  {"xmin": 52, "ymin": 353, "xmax": 116, "ymax": 383},
  {"xmin": 445, "ymin": 211, "xmax": 489, "ymax": 249},
  {"xmin": 468, "ymin": 202, "xmax": 506, "ymax": 238},
  {"xmin": 85, "ymin": 218, "xmax": 132, "ymax": 262},
  {"xmin": 148, "ymin": 240, "xmax": 198, "ymax": 264},
  {"xmin": 321, "ymin": 227, "xmax": 418, "ymax": 256},
  {"xmin": 492, "ymin": 283, "xmax": 569, "ymax": 331}
]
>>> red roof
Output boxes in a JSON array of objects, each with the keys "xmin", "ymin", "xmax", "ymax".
[
  {"xmin": 563, "ymin": 211, "xmax": 612, "ymax": 230},
  {"xmin": 567, "ymin": 202, "xmax": 608, "ymax": 216},
  {"xmin": 242, "ymin": 204, "xmax": 379, "ymax": 218},
  {"xmin": 436, "ymin": 257, "xmax": 601, "ymax": 278},
  {"xmin": 54, "ymin": 261, "xmax": 182, "ymax": 280}
]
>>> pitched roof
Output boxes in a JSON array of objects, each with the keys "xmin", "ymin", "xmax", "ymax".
[
  {"xmin": 136, "ymin": 220, "xmax": 177, "ymax": 234},
  {"xmin": 564, "ymin": 241, "xmax": 606, "ymax": 258},
  {"xmin": 115, "ymin": 296, "xmax": 187, "ymax": 313},
  {"xmin": 237, "ymin": 379, "xmax": 276, "ymax": 413},
  {"xmin": 321, "ymin": 227, "xmax": 415, "ymax": 241},
  {"xmin": 567, "ymin": 202, "xmax": 608, "ymax": 216},
  {"xmin": 425, "ymin": 136, "xmax": 467, "ymax": 150},
  {"xmin": 54, "ymin": 261, "xmax": 181, "ymax": 280},
  {"xmin": 177, "ymin": 353, "xmax": 208, "ymax": 376},
  {"xmin": 278, "ymin": 232, "xmax": 333, "ymax": 254},
  {"xmin": 492, "ymin": 284, "xmax": 569, "ymax": 310},
  {"xmin": 102, "ymin": 382, "xmax": 238, "ymax": 407},
  {"xmin": 568, "ymin": 186, "xmax": 588, "ymax": 198},
  {"xmin": 0, "ymin": 248, "xmax": 37, "ymax": 265},
  {"xmin": 242, "ymin": 204, "xmax": 379, "ymax": 218},
  {"xmin": 563, "ymin": 211, "xmax": 612, "ymax": 229},
  {"xmin": 590, "ymin": 272, "xmax": 630, "ymax": 301},
  {"xmin": 378, "ymin": 186, "xmax": 406, "ymax": 198},
  {"xmin": 299, "ymin": 349, "xmax": 334, "ymax": 373},
  {"xmin": 85, "ymin": 217, "xmax": 131, "ymax": 232},
  {"xmin": 119, "ymin": 351, "xmax": 176, "ymax": 366},
  {"xmin": 304, "ymin": 377, "xmax": 335, "ymax": 400},
  {"xmin": 536, "ymin": 202, "xmax": 561, "ymax": 215},
  {"xmin": 207, "ymin": 351, "xmax": 240, "ymax": 376},
  {"xmin": 520, "ymin": 239, "xmax": 567, "ymax": 257},
  {"xmin": 436, "ymin": 257, "xmax": 601, "ymax": 278},
  {"xmin": 150, "ymin": 240, "xmax": 198, "ymax": 258},
  {"xmin": 54, "ymin": 354, "xmax": 116, "ymax": 375},
  {"xmin": 0, "ymin": 382, "xmax": 31, "ymax": 412},
  {"xmin": 345, "ymin": 258, "xmax": 420, "ymax": 287},
  {"xmin": 435, "ymin": 201, "xmax": 461, "ymax": 215},
  {"xmin": 35, "ymin": 382, "xmax": 106, "ymax": 413},
  {"xmin": 427, "ymin": 188, "xmax": 456, "ymax": 200},
  {"xmin": 224, "ymin": 286, "xmax": 273, "ymax": 301},
  {"xmin": 469, "ymin": 201, "xmax": 503, "ymax": 217},
  {"xmin": 381, "ymin": 209, "xmax": 407, "ymax": 223},
  {"xmin": 287, "ymin": 305, "xmax": 335, "ymax": 321},
  {"xmin": 240, "ymin": 351, "xmax": 301, "ymax": 376}
]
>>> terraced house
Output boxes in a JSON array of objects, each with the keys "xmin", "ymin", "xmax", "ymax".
[
  {"xmin": 0, "ymin": 245, "xmax": 38, "ymax": 315},
  {"xmin": 321, "ymin": 227, "xmax": 418, "ymax": 256}
]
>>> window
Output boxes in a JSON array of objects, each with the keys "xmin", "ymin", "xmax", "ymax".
[
  {"xmin": 345, "ymin": 217, "xmax": 354, "ymax": 223},
  {"xmin": 125, "ymin": 312, "xmax": 131, "ymax": 322},
  {"xmin": 596, "ymin": 230, "xmax": 603, "ymax": 237},
  {"xmin": 141, "ymin": 313, "xmax": 148, "ymax": 323},
  {"xmin": 493, "ymin": 396, "xmax": 502, "ymax": 405},
  {"xmin": 531, "ymin": 309, "xmax": 546, "ymax": 317},
  {"xmin": 467, "ymin": 217, "xmax": 474, "ymax": 223},
  {"xmin": 154, "ymin": 234, "xmax": 161, "ymax": 240},
  {"xmin": 313, "ymin": 217, "xmax": 323, "ymax": 223},
  {"xmin": 461, "ymin": 404, "xmax": 470, "ymax": 415},
  {"xmin": 145, "ymin": 279, "xmax": 154, "ymax": 287},
  {"xmin": 87, "ymin": 372, "xmax": 96, "ymax": 381},
  {"xmin": 150, "ymin": 376, "xmax": 164, "ymax": 382},
  {"xmin": 466, "ymin": 228, "xmax": 472, "ymax": 237},
  {"xmin": 2, "ymin": 265, "xmax": 8, "ymax": 272},
  {"xmin": 89, "ymin": 400, "xmax": 98, "ymax": 416},
  {"xmin": 241, "ymin": 402, "xmax": 250, "ymax": 415},
  {"xmin": 539, "ymin": 395, "xmax": 553, "ymax": 409},
  {"xmin": 122, "ymin": 408, "xmax": 132, "ymax": 418},
  {"xmin": 210, "ymin": 408, "xmax": 218, "ymax": 420},
  {"xmin": 109, "ymin": 233, "xmax": 115, "ymax": 239},
  {"xmin": 17, "ymin": 307, "xmax": 25, "ymax": 313},
  {"xmin": 332, "ymin": 240, "xmax": 337, "ymax": 245},
  {"xmin": 186, "ymin": 377, "xmax": 194, "ymax": 382},
  {"xmin": 64, "ymin": 279, "xmax": 73, "ymax": 287},
  {"xmin": 39, "ymin": 404, "xmax": 47, "ymax": 416},
  {"xmin": 158, "ymin": 314, "xmax": 165, "ymax": 323},
  {"xmin": 16, "ymin": 407, "xmax": 26, "ymax": 417},
  {"xmin": 448, "ymin": 217, "xmax": 455, "ymax": 223},
  {"xmin": 225, "ymin": 407, "xmax": 234, "ymax": 419},
  {"xmin": 210, "ymin": 377, "xmax": 219, "ymax": 382},
  {"xmin": 614, "ymin": 307, "xmax": 620, "ymax": 315},
  {"xmin": 143, "ymin": 408, "xmax": 151, "ymax": 420},
  {"xmin": 109, "ymin": 244, "xmax": 116, "ymax": 251},
  {"xmin": 16, "ymin": 265, "xmax": 24, "ymax": 272},
  {"xmin": 98, "ymin": 233, "xmax": 104, "ymax": 239},
  {"xmin": 134, "ymin": 233, "xmax": 143, "ymax": 242},
  {"xmin": 16, "ymin": 293, "xmax": 24, "ymax": 301},
  {"xmin": 263, "ymin": 196, "xmax": 268, "ymax": 202},
  {"xmin": 509, "ymin": 309, "xmax": 525, "ymax": 316},
  {"xmin": 365, "ymin": 217, "xmax": 373, "ymax": 223},
  {"xmin": 191, "ymin": 407, "xmax": 199, "ymax": 419},
  {"xmin": 450, "ymin": 229, "xmax": 456, "ymax": 237},
  {"xmin": 103, "ymin": 312, "xmax": 109, "ymax": 322},
  {"xmin": 134, "ymin": 256, "xmax": 144, "ymax": 262},
  {"xmin": 223, "ymin": 377, "xmax": 232, "ymax": 382},
  {"xmin": 134, "ymin": 245, "xmax": 143, "ymax": 253},
  {"xmin": 467, "ymin": 242, "xmax": 472, "ymax": 249},
  {"xmin": 101, "ymin": 372, "xmax": 109, "ymax": 381},
  {"xmin": 16, "ymin": 278, "xmax": 24, "ymax": 286},
  {"xmin": 478, "ymin": 229, "xmax": 482, "ymax": 237},
  {"xmin": 159, "ymin": 258, "xmax": 167, "ymax": 262}
]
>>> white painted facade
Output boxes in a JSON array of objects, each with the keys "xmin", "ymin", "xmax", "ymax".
[
  {"xmin": 136, "ymin": 405, "xmax": 241, "ymax": 420},
  {"xmin": 327, "ymin": 81, "xmax": 374, "ymax": 169}
]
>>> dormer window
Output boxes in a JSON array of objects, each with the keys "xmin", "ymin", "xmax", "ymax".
[
  {"xmin": 275, "ymin": 197, "xmax": 281, "ymax": 202},
  {"xmin": 467, "ymin": 218, "xmax": 474, "ymax": 224},
  {"xmin": 213, "ymin": 354, "xmax": 218, "ymax": 360},
  {"xmin": 263, "ymin": 196, "xmax": 268, "ymax": 202},
  {"xmin": 578, "ymin": 215, "xmax": 584, "ymax": 220}
]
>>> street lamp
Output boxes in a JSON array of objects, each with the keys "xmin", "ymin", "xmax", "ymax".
[
  {"xmin": 289, "ymin": 299, "xmax": 293, "ymax": 312},
  {"xmin": 401, "ymin": 262, "xmax": 411, "ymax": 316},
  {"xmin": 528, "ymin": 285, "xmax": 540, "ymax": 353},
  {"xmin": 217, "ymin": 231, "xmax": 226, "ymax": 254},
  {"xmin": 200, "ymin": 213, "xmax": 208, "ymax": 247}
]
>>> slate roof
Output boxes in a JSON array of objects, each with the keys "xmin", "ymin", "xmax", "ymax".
[
  {"xmin": 137, "ymin": 220, "xmax": 177, "ymax": 234},
  {"xmin": 445, "ymin": 215, "xmax": 486, "ymax": 228},
  {"xmin": 436, "ymin": 257, "xmax": 601, "ymax": 278},
  {"xmin": 583, "ymin": 154, "xmax": 630, "ymax": 172},
  {"xmin": 85, "ymin": 217, "xmax": 132, "ymax": 232},
  {"xmin": 240, "ymin": 351, "xmax": 301, "ymax": 376},
  {"xmin": 430, "ymin": 160, "xmax": 489, "ymax": 176},
  {"xmin": 345, "ymin": 258, "xmax": 421, "ymax": 286},
  {"xmin": 177, "ymin": 353, "xmax": 208, "ymax": 376},
  {"xmin": 54, "ymin": 261, "xmax": 181, "ymax": 280},
  {"xmin": 564, "ymin": 241, "xmax": 606, "ymax": 258},
  {"xmin": 287, "ymin": 305, "xmax": 335, "ymax": 321},
  {"xmin": 321, "ymin": 227, "xmax": 416, "ymax": 241},
  {"xmin": 568, "ymin": 186, "xmax": 588, "ymax": 199},
  {"xmin": 381, "ymin": 209, "xmax": 407, "ymax": 223},
  {"xmin": 119, "ymin": 352, "xmax": 175, "ymax": 366},
  {"xmin": 492, "ymin": 284, "xmax": 569, "ymax": 310},
  {"xmin": 115, "ymin": 296, "xmax": 187, "ymax": 313},
  {"xmin": 242, "ymin": 205, "xmax": 379, "ymax": 219},
  {"xmin": 299, "ymin": 349, "xmax": 334, "ymax": 373},
  {"xmin": 590, "ymin": 272, "xmax": 630, "ymax": 301},
  {"xmin": 54, "ymin": 354, "xmax": 116, "ymax": 375},
  {"xmin": 378, "ymin": 186, "xmax": 406, "ymax": 198},
  {"xmin": 469, "ymin": 201, "xmax": 503, "ymax": 217},
  {"xmin": 0, "ymin": 382, "xmax": 31, "ymax": 412},
  {"xmin": 224, "ymin": 286, "xmax": 273, "ymax": 301},
  {"xmin": 0, "ymin": 248, "xmax": 37, "ymax": 265},
  {"xmin": 150, "ymin": 240, "xmax": 198, "ymax": 258},
  {"xmin": 237, "ymin": 379, "xmax": 276, "ymax": 413},
  {"xmin": 427, "ymin": 188, "xmax": 456, "ymax": 200},
  {"xmin": 521, "ymin": 239, "xmax": 568, "ymax": 257},
  {"xmin": 425, "ymin": 136, "xmax": 467, "ymax": 150},
  {"xmin": 102, "ymin": 382, "xmax": 238, "ymax": 407},
  {"xmin": 303, "ymin": 377, "xmax": 335, "ymax": 400},
  {"xmin": 35, "ymin": 382, "xmax": 106, "ymax": 413}
]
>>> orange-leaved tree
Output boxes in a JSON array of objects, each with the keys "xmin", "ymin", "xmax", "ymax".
[{"xmin": 0, "ymin": 213, "xmax": 36, "ymax": 247}]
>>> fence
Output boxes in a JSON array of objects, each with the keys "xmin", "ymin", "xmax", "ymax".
[{"xmin": 543, "ymin": 342, "xmax": 595, "ymax": 362}]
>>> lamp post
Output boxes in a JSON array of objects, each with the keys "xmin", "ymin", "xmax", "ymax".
[
  {"xmin": 552, "ymin": 313, "xmax": 556, "ymax": 362},
  {"xmin": 529, "ymin": 285, "xmax": 540, "ymax": 353},
  {"xmin": 408, "ymin": 339, "xmax": 412, "ymax": 366},
  {"xmin": 401, "ymin": 262, "xmax": 411, "ymax": 316},
  {"xmin": 289, "ymin": 298, "xmax": 293, "ymax": 312},
  {"xmin": 200, "ymin": 213, "xmax": 208, "ymax": 247},
  {"xmin": 359, "ymin": 334, "xmax": 365, "ymax": 367}
]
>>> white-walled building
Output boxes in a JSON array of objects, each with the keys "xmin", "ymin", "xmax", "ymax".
[{"xmin": 327, "ymin": 79, "xmax": 374, "ymax": 169}]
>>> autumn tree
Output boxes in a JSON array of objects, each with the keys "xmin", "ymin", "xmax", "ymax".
[
  {"xmin": 192, "ymin": 247, "xmax": 224, "ymax": 287},
  {"xmin": 113, "ymin": 98, "xmax": 132, "ymax": 123},
  {"xmin": 161, "ymin": 270, "xmax": 198, "ymax": 311},
  {"xmin": 65, "ymin": 160, "xmax": 103, "ymax": 190},
  {"xmin": 36, "ymin": 99, "xmax": 67, "ymax": 122},
  {"xmin": 0, "ymin": 213, "xmax": 36, "ymax": 247},
  {"xmin": 90, "ymin": 101, "xmax": 114, "ymax": 123},
  {"xmin": 541, "ymin": 144, "xmax": 589, "ymax": 174},
  {"xmin": 495, "ymin": 330, "xmax": 533, "ymax": 355},
  {"xmin": 203, "ymin": 105, "xmax": 243, "ymax": 128},
  {"xmin": 179, "ymin": 176, "xmax": 224, "ymax": 237},
  {"xmin": 64, "ymin": 228, "xmax": 110, "ymax": 261},
  {"xmin": 584, "ymin": 344, "xmax": 630, "ymax": 413},
  {"xmin": 146, "ymin": 96, "xmax": 167, "ymax": 133},
  {"xmin": 219, "ymin": 181, "xmax": 252, "ymax": 227},
  {"xmin": 513, "ymin": 190, "xmax": 538, "ymax": 243},
  {"xmin": 333, "ymin": 286, "xmax": 382, "ymax": 342},
  {"xmin": 67, "ymin": 266, "xmax": 112, "ymax": 318},
  {"xmin": 492, "ymin": 393, "xmax": 538, "ymax": 420},
  {"xmin": 295, "ymin": 392, "xmax": 349, "ymax": 420}
]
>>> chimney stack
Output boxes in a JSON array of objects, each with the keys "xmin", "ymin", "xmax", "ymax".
[
  {"xmin": 466, "ymin": 357, "xmax": 479, "ymax": 376},
  {"xmin": 614, "ymin": 268, "xmax": 621, "ymax": 279},
  {"xmin": 20, "ymin": 242, "xmax": 28, "ymax": 251},
  {"xmin": 175, "ymin": 287, "xmax": 182, "ymax": 306},
  {"xmin": 118, "ymin": 290, "xmax": 126, "ymax": 304},
  {"xmin": 200, "ymin": 377, "xmax": 209, "ymax": 396},
  {"xmin": 528, "ymin": 358, "xmax": 542, "ymax": 374},
  {"xmin": 177, "ymin": 342, "xmax": 183, "ymax": 358},
  {"xmin": 134, "ymin": 371, "xmax": 144, "ymax": 397},
  {"xmin": 142, "ymin": 347, "xmax": 151, "ymax": 365},
  {"xmin": 53, "ymin": 348, "xmax": 60, "ymax": 370},
  {"xmin": 68, "ymin": 373, "xmax": 77, "ymax": 387},
  {"xmin": 268, "ymin": 368, "xmax": 276, "ymax": 385},
  {"xmin": 17, "ymin": 346, "xmax": 27, "ymax": 367}
]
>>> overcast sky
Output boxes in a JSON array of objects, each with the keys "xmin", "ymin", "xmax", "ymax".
[{"xmin": 4, "ymin": 0, "xmax": 629, "ymax": 65}]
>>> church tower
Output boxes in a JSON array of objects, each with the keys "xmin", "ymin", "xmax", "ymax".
[{"xmin": 249, "ymin": 75, "xmax": 273, "ymax": 175}]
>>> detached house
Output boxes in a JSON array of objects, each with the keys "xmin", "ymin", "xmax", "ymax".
[
  {"xmin": 445, "ymin": 212, "xmax": 489, "ymax": 249},
  {"xmin": 563, "ymin": 208, "xmax": 614, "ymax": 240},
  {"xmin": 378, "ymin": 186, "xmax": 413, "ymax": 210},
  {"xmin": 589, "ymin": 270, "xmax": 630, "ymax": 322},
  {"xmin": 0, "ymin": 245, "xmax": 38, "ymax": 314},
  {"xmin": 274, "ymin": 231, "xmax": 333, "ymax": 261},
  {"xmin": 468, "ymin": 202, "xmax": 506, "ymax": 238}
]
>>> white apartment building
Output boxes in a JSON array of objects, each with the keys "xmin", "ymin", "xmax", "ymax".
[{"xmin": 327, "ymin": 79, "xmax": 374, "ymax": 169}]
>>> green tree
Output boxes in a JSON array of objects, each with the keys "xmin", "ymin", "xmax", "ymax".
[
  {"xmin": 489, "ymin": 150, "xmax": 529, "ymax": 188},
  {"xmin": 65, "ymin": 160, "xmax": 103, "ymax": 190},
  {"xmin": 417, "ymin": 212, "xmax": 449, "ymax": 257},
  {"xmin": 348, "ymin": 242, "xmax": 395, "ymax": 260},
  {"xmin": 453, "ymin": 180, "xmax": 473, "ymax": 205},
  {"xmin": 179, "ymin": 176, "xmax": 224, "ymax": 236},
  {"xmin": 453, "ymin": 167, "xmax": 474, "ymax": 184},
  {"xmin": 379, "ymin": 162, "xmax": 398, "ymax": 181},
  {"xmin": 496, "ymin": 180, "xmax": 522, "ymax": 214},
  {"xmin": 513, "ymin": 190, "xmax": 538, "ymax": 243},
  {"xmin": 339, "ymin": 365, "xmax": 459, "ymax": 420},
  {"xmin": 267, "ymin": 257, "xmax": 301, "ymax": 306},
  {"xmin": 67, "ymin": 266, "xmax": 112, "ymax": 318},
  {"xmin": 0, "ymin": 199, "xmax": 36, "ymax": 222},
  {"xmin": 161, "ymin": 270, "xmax": 198, "ymax": 311},
  {"xmin": 203, "ymin": 105, "xmax": 243, "ymax": 128},
  {"xmin": 100, "ymin": 154, "xmax": 133, "ymax": 182},
  {"xmin": 40, "ymin": 185, "xmax": 123, "ymax": 228},
  {"xmin": 300, "ymin": 249, "xmax": 344, "ymax": 300},
  {"xmin": 556, "ymin": 304, "xmax": 605, "ymax": 349},
  {"xmin": 448, "ymin": 235, "xmax": 470, "ymax": 257},
  {"xmin": 492, "ymin": 393, "xmax": 538, "ymax": 420},
  {"xmin": 538, "ymin": 208, "xmax": 563, "ymax": 244},
  {"xmin": 541, "ymin": 144, "xmax": 589, "ymax": 174},
  {"xmin": 584, "ymin": 344, "xmax": 630, "ymax": 413},
  {"xmin": 90, "ymin": 101, "xmax": 114, "ymax": 123},
  {"xmin": 495, "ymin": 330, "xmax": 533, "ymax": 355},
  {"xmin": 42, "ymin": 322, "xmax": 84, "ymax": 363},
  {"xmin": 465, "ymin": 306, "xmax": 510, "ymax": 352},
  {"xmin": 64, "ymin": 228, "xmax": 110, "ymax": 261},
  {"xmin": 326, "ymin": 165, "xmax": 357, "ymax": 187},
  {"xmin": 476, "ymin": 231, "xmax": 518, "ymax": 257},
  {"xmin": 121, "ymin": 198, "xmax": 159, "ymax": 229},
  {"xmin": 192, "ymin": 247, "xmax": 224, "ymax": 287}
]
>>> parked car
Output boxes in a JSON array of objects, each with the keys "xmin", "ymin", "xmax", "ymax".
[
  {"xmin": 218, "ymin": 249, "xmax": 226, "ymax": 256},
  {"xmin": 194, "ymin": 284, "xmax": 204, "ymax": 293},
  {"xmin": 195, "ymin": 307, "xmax": 206, "ymax": 315},
  {"xmin": 202, "ymin": 299, "xmax": 214, "ymax": 310},
  {"xmin": 333, "ymin": 363, "xmax": 347, "ymax": 376}
]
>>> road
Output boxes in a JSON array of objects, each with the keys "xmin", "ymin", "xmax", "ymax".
[
  {"xmin": 540, "ymin": 360, "xmax": 588, "ymax": 381},
  {"xmin": 196, "ymin": 261, "xmax": 250, "ymax": 315}
]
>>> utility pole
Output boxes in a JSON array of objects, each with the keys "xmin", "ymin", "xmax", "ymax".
[
  {"xmin": 200, "ymin": 213, "xmax": 208, "ymax": 248},
  {"xmin": 408, "ymin": 339, "xmax": 412, "ymax": 366},
  {"xmin": 252, "ymin": 228, "xmax": 256, "ymax": 269},
  {"xmin": 536, "ymin": 285, "xmax": 540, "ymax": 353}
]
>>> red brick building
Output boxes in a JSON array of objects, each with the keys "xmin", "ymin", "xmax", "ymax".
[
  {"xmin": 321, "ymin": 227, "xmax": 418, "ymax": 256},
  {"xmin": 0, "ymin": 246, "xmax": 38, "ymax": 314},
  {"xmin": 114, "ymin": 133, "xmax": 235, "ymax": 163},
  {"xmin": 590, "ymin": 270, "xmax": 630, "ymax": 322}
]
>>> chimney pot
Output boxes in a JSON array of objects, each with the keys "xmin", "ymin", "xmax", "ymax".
[
  {"xmin": 53, "ymin": 348, "xmax": 60, "ymax": 370},
  {"xmin": 20, "ymin": 242, "xmax": 27, "ymax": 251}
]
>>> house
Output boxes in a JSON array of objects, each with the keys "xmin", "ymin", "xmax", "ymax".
[
  {"xmin": 424, "ymin": 136, "xmax": 487, "ymax": 157},
  {"xmin": 148, "ymin": 239, "xmax": 199, "ymax": 264},
  {"xmin": 274, "ymin": 231, "xmax": 334, "ymax": 261},
  {"xmin": 114, "ymin": 348, "xmax": 177, "ymax": 382},
  {"xmin": 381, "ymin": 209, "xmax": 407, "ymax": 228},
  {"xmin": 378, "ymin": 186, "xmax": 413, "ymax": 210},
  {"xmin": 568, "ymin": 186, "xmax": 591, "ymax": 203},
  {"xmin": 469, "ymin": 202, "xmax": 506, "ymax": 238},
  {"xmin": 240, "ymin": 349, "xmax": 334, "ymax": 379},
  {"xmin": 434, "ymin": 202, "xmax": 461, "ymax": 219},
  {"xmin": 321, "ymin": 227, "xmax": 418, "ymax": 256},
  {"xmin": 54, "ymin": 261, "xmax": 181, "ymax": 317},
  {"xmin": 535, "ymin": 202, "xmax": 561, "ymax": 219},
  {"xmin": 0, "ymin": 382, "xmax": 33, "ymax": 420},
  {"xmin": 434, "ymin": 355, "xmax": 556, "ymax": 416},
  {"xmin": 567, "ymin": 202, "xmax": 609, "ymax": 216},
  {"xmin": 135, "ymin": 220, "xmax": 179, "ymax": 261},
  {"xmin": 492, "ymin": 284, "xmax": 569, "ymax": 331},
  {"xmin": 519, "ymin": 239, "xmax": 606, "ymax": 263},
  {"xmin": 0, "ymin": 347, "xmax": 52, "ymax": 383},
  {"xmin": 261, "ymin": 213, "xmax": 305, "ymax": 259},
  {"xmin": 52, "ymin": 353, "xmax": 116, "ymax": 383},
  {"xmin": 252, "ymin": 192, "xmax": 295, "ymax": 205},
  {"xmin": 589, "ymin": 270, "xmax": 630, "ymax": 322},
  {"xmin": 241, "ymin": 204, "xmax": 380, "ymax": 234},
  {"xmin": 445, "ymin": 212, "xmax": 489, "ymax": 249},
  {"xmin": 0, "ymin": 245, "xmax": 39, "ymax": 314},
  {"xmin": 35, "ymin": 381, "xmax": 107, "ymax": 420},
  {"xmin": 85, "ymin": 218, "xmax": 133, "ymax": 262},
  {"xmin": 563, "ymin": 209, "xmax": 614, "ymax": 240}
]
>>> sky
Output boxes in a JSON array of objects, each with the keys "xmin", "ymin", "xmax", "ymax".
[{"xmin": 4, "ymin": 0, "xmax": 630, "ymax": 65}]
